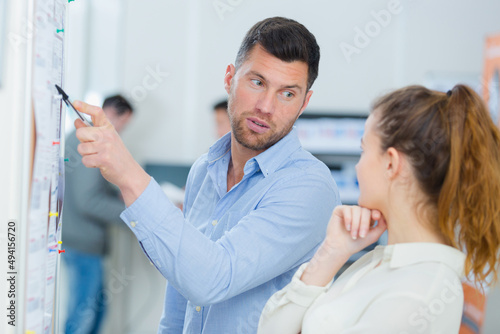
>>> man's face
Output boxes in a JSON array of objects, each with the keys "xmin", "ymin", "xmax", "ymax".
[{"xmin": 224, "ymin": 45, "xmax": 313, "ymax": 152}]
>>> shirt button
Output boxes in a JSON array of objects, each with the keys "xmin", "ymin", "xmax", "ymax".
[
  {"xmin": 196, "ymin": 306, "xmax": 201, "ymax": 312},
  {"xmin": 130, "ymin": 221, "xmax": 137, "ymax": 228},
  {"xmin": 212, "ymin": 220, "xmax": 218, "ymax": 226}
]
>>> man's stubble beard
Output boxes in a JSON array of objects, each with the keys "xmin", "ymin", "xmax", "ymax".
[{"xmin": 229, "ymin": 102, "xmax": 299, "ymax": 151}]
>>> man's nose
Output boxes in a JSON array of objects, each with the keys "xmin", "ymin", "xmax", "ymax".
[{"xmin": 255, "ymin": 91, "xmax": 275, "ymax": 115}]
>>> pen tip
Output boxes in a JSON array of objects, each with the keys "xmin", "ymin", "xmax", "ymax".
[{"xmin": 54, "ymin": 84, "xmax": 68, "ymax": 99}]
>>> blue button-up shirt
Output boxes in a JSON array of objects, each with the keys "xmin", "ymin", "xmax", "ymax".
[{"xmin": 120, "ymin": 128, "xmax": 340, "ymax": 334}]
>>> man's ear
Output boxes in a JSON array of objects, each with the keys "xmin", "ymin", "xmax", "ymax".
[
  {"xmin": 298, "ymin": 90, "xmax": 313, "ymax": 117},
  {"xmin": 224, "ymin": 64, "xmax": 236, "ymax": 94},
  {"xmin": 385, "ymin": 147, "xmax": 401, "ymax": 180}
]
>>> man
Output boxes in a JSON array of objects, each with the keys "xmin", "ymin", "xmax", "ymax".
[
  {"xmin": 63, "ymin": 95, "xmax": 133, "ymax": 334},
  {"xmin": 213, "ymin": 99, "xmax": 231, "ymax": 138},
  {"xmin": 73, "ymin": 17, "xmax": 340, "ymax": 333}
]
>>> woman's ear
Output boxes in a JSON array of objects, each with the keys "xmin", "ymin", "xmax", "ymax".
[{"xmin": 385, "ymin": 147, "xmax": 401, "ymax": 180}]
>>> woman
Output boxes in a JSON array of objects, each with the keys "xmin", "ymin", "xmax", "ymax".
[{"xmin": 258, "ymin": 85, "xmax": 500, "ymax": 333}]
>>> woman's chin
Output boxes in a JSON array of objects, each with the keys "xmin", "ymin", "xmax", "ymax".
[
  {"xmin": 357, "ymin": 197, "xmax": 378, "ymax": 211},
  {"xmin": 357, "ymin": 197, "xmax": 367, "ymax": 207}
]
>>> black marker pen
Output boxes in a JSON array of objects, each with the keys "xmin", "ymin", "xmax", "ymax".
[{"xmin": 55, "ymin": 84, "xmax": 94, "ymax": 127}]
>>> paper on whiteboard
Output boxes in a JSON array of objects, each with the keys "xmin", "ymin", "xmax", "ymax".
[{"xmin": 26, "ymin": 0, "xmax": 66, "ymax": 332}]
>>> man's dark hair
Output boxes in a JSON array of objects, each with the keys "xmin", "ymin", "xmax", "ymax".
[
  {"xmin": 213, "ymin": 99, "xmax": 228, "ymax": 112},
  {"xmin": 235, "ymin": 17, "xmax": 320, "ymax": 91},
  {"xmin": 102, "ymin": 95, "xmax": 134, "ymax": 115}
]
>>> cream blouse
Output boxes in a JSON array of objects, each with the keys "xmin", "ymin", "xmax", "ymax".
[{"xmin": 258, "ymin": 243, "xmax": 466, "ymax": 334}]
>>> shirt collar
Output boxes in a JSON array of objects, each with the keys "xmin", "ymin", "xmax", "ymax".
[
  {"xmin": 207, "ymin": 128, "xmax": 302, "ymax": 177},
  {"xmin": 253, "ymin": 127, "xmax": 302, "ymax": 177},
  {"xmin": 374, "ymin": 243, "xmax": 465, "ymax": 276},
  {"xmin": 207, "ymin": 132, "xmax": 232, "ymax": 164}
]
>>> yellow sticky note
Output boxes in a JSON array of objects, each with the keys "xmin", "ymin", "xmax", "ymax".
[
  {"xmin": 58, "ymin": 241, "xmax": 63, "ymax": 244},
  {"xmin": 49, "ymin": 212, "xmax": 59, "ymax": 217}
]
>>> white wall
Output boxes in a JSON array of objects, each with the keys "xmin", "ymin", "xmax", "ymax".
[
  {"xmin": 65, "ymin": 0, "xmax": 500, "ymax": 164},
  {"xmin": 114, "ymin": 0, "xmax": 500, "ymax": 166},
  {"xmin": 62, "ymin": 1, "xmax": 500, "ymax": 333}
]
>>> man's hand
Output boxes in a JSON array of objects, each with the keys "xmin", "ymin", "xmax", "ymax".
[{"xmin": 73, "ymin": 100, "xmax": 150, "ymax": 206}]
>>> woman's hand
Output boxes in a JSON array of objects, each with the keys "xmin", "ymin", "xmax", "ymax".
[
  {"xmin": 300, "ymin": 205, "xmax": 387, "ymax": 287},
  {"xmin": 323, "ymin": 205, "xmax": 387, "ymax": 258}
]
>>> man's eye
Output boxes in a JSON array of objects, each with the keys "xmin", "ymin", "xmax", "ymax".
[
  {"xmin": 251, "ymin": 79, "xmax": 262, "ymax": 86},
  {"xmin": 283, "ymin": 91, "xmax": 294, "ymax": 98}
]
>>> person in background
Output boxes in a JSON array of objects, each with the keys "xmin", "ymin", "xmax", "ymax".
[
  {"xmin": 71, "ymin": 17, "xmax": 341, "ymax": 333},
  {"xmin": 63, "ymin": 95, "xmax": 133, "ymax": 334},
  {"xmin": 258, "ymin": 85, "xmax": 500, "ymax": 333},
  {"xmin": 213, "ymin": 99, "xmax": 231, "ymax": 138}
]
